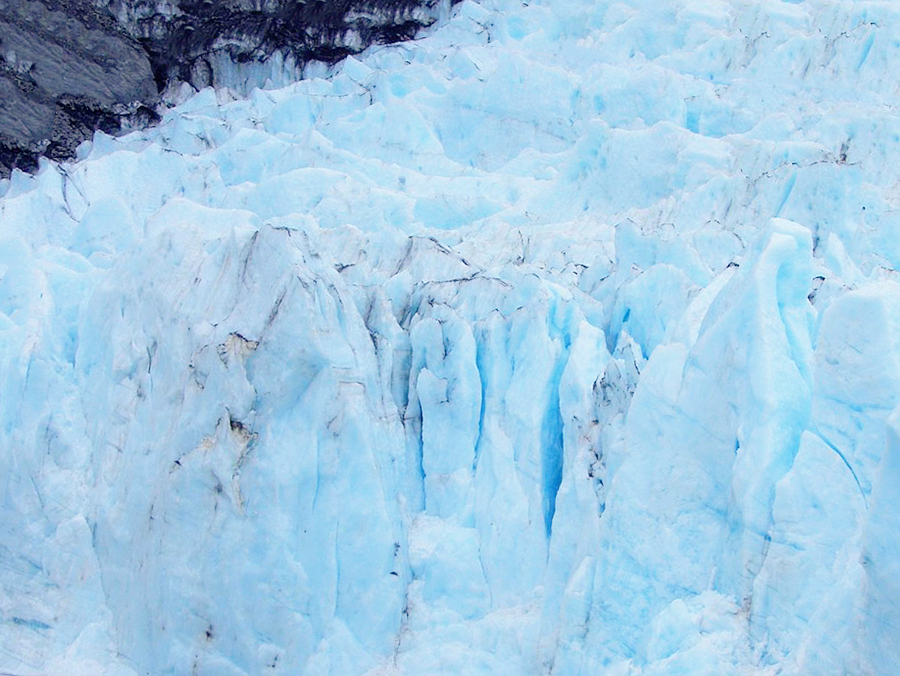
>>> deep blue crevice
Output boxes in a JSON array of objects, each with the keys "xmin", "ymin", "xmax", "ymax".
[
  {"xmin": 811, "ymin": 427, "xmax": 868, "ymax": 509},
  {"xmin": 11, "ymin": 616, "xmax": 51, "ymax": 631},
  {"xmin": 410, "ymin": 406, "xmax": 426, "ymax": 513},
  {"xmin": 857, "ymin": 32, "xmax": 875, "ymax": 71},
  {"xmin": 541, "ymin": 392, "xmax": 565, "ymax": 538},
  {"xmin": 774, "ymin": 171, "xmax": 797, "ymax": 217},
  {"xmin": 541, "ymin": 298, "xmax": 571, "ymax": 538},
  {"xmin": 471, "ymin": 331, "xmax": 489, "ymax": 473}
]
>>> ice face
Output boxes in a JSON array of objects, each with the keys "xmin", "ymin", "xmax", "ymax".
[{"xmin": 2, "ymin": 0, "xmax": 900, "ymax": 674}]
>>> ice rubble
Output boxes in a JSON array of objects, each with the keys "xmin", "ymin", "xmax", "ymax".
[{"xmin": 2, "ymin": 0, "xmax": 900, "ymax": 674}]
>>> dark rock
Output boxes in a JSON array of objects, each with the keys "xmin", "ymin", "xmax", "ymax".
[
  {"xmin": 0, "ymin": 0, "xmax": 445, "ymax": 178},
  {"xmin": 0, "ymin": 0, "xmax": 157, "ymax": 176},
  {"xmin": 120, "ymin": 0, "xmax": 444, "ymax": 91}
]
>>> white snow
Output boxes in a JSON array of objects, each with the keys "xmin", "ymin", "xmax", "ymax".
[{"xmin": 2, "ymin": 0, "xmax": 900, "ymax": 674}]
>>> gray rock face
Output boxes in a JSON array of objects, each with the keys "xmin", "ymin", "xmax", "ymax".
[
  {"xmin": 0, "ymin": 0, "xmax": 158, "ymax": 175},
  {"xmin": 0, "ymin": 0, "xmax": 444, "ymax": 177}
]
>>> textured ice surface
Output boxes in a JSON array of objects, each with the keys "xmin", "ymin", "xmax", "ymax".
[{"xmin": 2, "ymin": 0, "xmax": 900, "ymax": 674}]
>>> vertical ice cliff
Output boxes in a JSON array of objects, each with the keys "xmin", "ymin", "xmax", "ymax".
[{"xmin": 1, "ymin": 0, "xmax": 900, "ymax": 674}]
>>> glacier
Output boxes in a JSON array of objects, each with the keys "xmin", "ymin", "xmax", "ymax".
[{"xmin": 2, "ymin": 0, "xmax": 900, "ymax": 674}]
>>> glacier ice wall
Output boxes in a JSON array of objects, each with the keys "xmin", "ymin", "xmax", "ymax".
[{"xmin": 1, "ymin": 0, "xmax": 900, "ymax": 674}]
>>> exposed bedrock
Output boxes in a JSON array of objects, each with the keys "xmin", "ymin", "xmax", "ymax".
[
  {"xmin": 0, "ymin": 0, "xmax": 158, "ymax": 175},
  {"xmin": 0, "ymin": 0, "xmax": 444, "ymax": 177}
]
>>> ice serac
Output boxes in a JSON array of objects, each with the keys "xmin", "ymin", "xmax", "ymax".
[
  {"xmin": 73, "ymin": 208, "xmax": 410, "ymax": 675},
  {"xmin": 2, "ymin": 0, "xmax": 900, "ymax": 674},
  {"xmin": 558, "ymin": 218, "xmax": 814, "ymax": 668}
]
